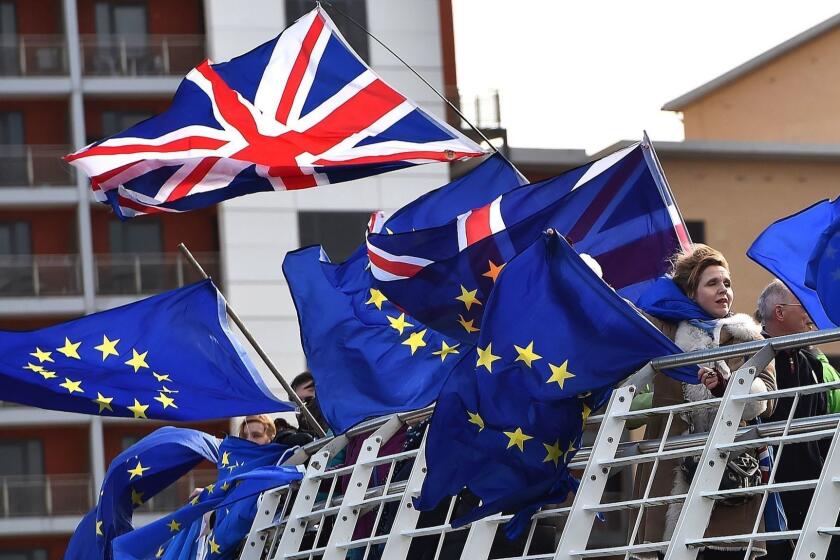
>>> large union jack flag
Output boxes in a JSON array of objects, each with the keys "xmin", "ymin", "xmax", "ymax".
[{"xmin": 65, "ymin": 7, "xmax": 486, "ymax": 219}]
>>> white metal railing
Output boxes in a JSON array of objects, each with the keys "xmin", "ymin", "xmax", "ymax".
[
  {"xmin": 240, "ymin": 328, "xmax": 840, "ymax": 560},
  {"xmin": 93, "ymin": 251, "xmax": 220, "ymax": 295},
  {"xmin": 0, "ymin": 35, "xmax": 68, "ymax": 76},
  {"xmin": 79, "ymin": 34, "xmax": 205, "ymax": 77},
  {"xmin": 0, "ymin": 254, "xmax": 82, "ymax": 296},
  {"xmin": 0, "ymin": 473, "xmax": 91, "ymax": 517},
  {"xmin": 0, "ymin": 145, "xmax": 75, "ymax": 187}
]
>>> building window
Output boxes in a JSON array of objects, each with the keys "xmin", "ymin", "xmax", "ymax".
[
  {"xmin": 101, "ymin": 110, "xmax": 153, "ymax": 138},
  {"xmin": 0, "ymin": 2, "xmax": 17, "ymax": 75},
  {"xmin": 0, "ymin": 439, "xmax": 43, "ymax": 476},
  {"xmin": 109, "ymin": 217, "xmax": 163, "ymax": 254},
  {"xmin": 0, "ymin": 221, "xmax": 31, "ymax": 255},
  {"xmin": 0, "ymin": 439, "xmax": 45, "ymax": 517},
  {"xmin": 298, "ymin": 211, "xmax": 371, "ymax": 263},
  {"xmin": 95, "ymin": 1, "xmax": 148, "ymax": 36},
  {"xmin": 686, "ymin": 220, "xmax": 705, "ymax": 244},
  {"xmin": 0, "ymin": 221, "xmax": 31, "ymax": 295},
  {"xmin": 0, "ymin": 111, "xmax": 23, "ymax": 145},
  {"xmin": 285, "ymin": 0, "xmax": 369, "ymax": 62},
  {"xmin": 0, "ymin": 551, "xmax": 48, "ymax": 560},
  {"xmin": 99, "ymin": 218, "xmax": 165, "ymax": 294}
]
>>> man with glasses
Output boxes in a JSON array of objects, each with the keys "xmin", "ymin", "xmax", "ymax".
[{"xmin": 757, "ymin": 279, "xmax": 840, "ymax": 559}]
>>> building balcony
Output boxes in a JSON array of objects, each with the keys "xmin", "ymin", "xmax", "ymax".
[
  {"xmin": 80, "ymin": 34, "xmax": 205, "ymax": 77},
  {"xmin": 0, "ymin": 35, "xmax": 68, "ymax": 76},
  {"xmin": 0, "ymin": 474, "xmax": 91, "ymax": 518},
  {"xmin": 0, "ymin": 252, "xmax": 220, "ymax": 298},
  {"xmin": 0, "ymin": 145, "xmax": 75, "ymax": 188}
]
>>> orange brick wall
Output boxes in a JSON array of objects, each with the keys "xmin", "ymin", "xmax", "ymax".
[
  {"xmin": 0, "ymin": 536, "xmax": 69, "ymax": 560},
  {"xmin": 77, "ymin": 0, "xmax": 204, "ymax": 35},
  {"xmin": 90, "ymin": 206, "xmax": 218, "ymax": 254},
  {"xmin": 0, "ymin": 426, "xmax": 89, "ymax": 474},
  {"xmin": 0, "ymin": 209, "xmax": 77, "ymax": 253},
  {"xmin": 13, "ymin": 0, "xmax": 62, "ymax": 34},
  {"xmin": 0, "ymin": 99, "xmax": 70, "ymax": 145}
]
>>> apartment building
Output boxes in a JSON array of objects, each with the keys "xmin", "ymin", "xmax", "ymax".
[{"xmin": 0, "ymin": 1, "xmax": 474, "ymax": 558}]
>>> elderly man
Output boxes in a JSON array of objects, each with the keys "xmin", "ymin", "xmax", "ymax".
[{"xmin": 757, "ymin": 279, "xmax": 840, "ymax": 559}]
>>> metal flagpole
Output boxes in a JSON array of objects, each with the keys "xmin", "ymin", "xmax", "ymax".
[
  {"xmin": 318, "ymin": 0, "xmax": 527, "ymax": 180},
  {"xmin": 177, "ymin": 243, "xmax": 326, "ymax": 438}
]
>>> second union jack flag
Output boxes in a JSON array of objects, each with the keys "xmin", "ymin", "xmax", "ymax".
[{"xmin": 65, "ymin": 7, "xmax": 486, "ymax": 219}]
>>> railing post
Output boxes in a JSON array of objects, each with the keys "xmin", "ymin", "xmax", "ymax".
[
  {"xmin": 664, "ymin": 343, "xmax": 776, "ymax": 560},
  {"xmin": 176, "ymin": 252, "xmax": 184, "ymax": 287},
  {"xmin": 239, "ymin": 484, "xmax": 294, "ymax": 560},
  {"xmin": 2, "ymin": 477, "xmax": 9, "ymax": 518},
  {"xmin": 32, "ymin": 256, "xmax": 40, "ymax": 296},
  {"xmin": 119, "ymin": 37, "xmax": 127, "ymax": 75},
  {"xmin": 45, "ymin": 475, "xmax": 53, "ymax": 516},
  {"xmin": 134, "ymin": 254, "xmax": 142, "ymax": 293},
  {"xmin": 554, "ymin": 385, "xmax": 635, "ymax": 559},
  {"xmin": 323, "ymin": 416, "xmax": 404, "ymax": 560},
  {"xmin": 25, "ymin": 145, "xmax": 34, "ymax": 186},
  {"xmin": 380, "ymin": 437, "xmax": 428, "ymax": 559},
  {"xmin": 161, "ymin": 36, "xmax": 170, "ymax": 74},
  {"xmin": 792, "ymin": 421, "xmax": 840, "ymax": 560},
  {"xmin": 18, "ymin": 35, "xmax": 25, "ymax": 75}
]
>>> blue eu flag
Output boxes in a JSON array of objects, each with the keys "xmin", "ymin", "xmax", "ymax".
[
  {"xmin": 806, "ymin": 198, "xmax": 840, "ymax": 326},
  {"xmin": 0, "ymin": 279, "xmax": 291, "ymax": 420},
  {"xmin": 748, "ymin": 198, "xmax": 840, "ymax": 330},
  {"xmin": 283, "ymin": 154, "xmax": 526, "ymax": 432},
  {"xmin": 416, "ymin": 232, "xmax": 695, "ymax": 533},
  {"xmin": 65, "ymin": 427, "xmax": 220, "ymax": 560},
  {"xmin": 368, "ymin": 141, "xmax": 687, "ymax": 344}
]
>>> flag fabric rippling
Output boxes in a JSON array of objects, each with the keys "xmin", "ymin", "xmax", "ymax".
[
  {"xmin": 416, "ymin": 232, "xmax": 697, "ymax": 533},
  {"xmin": 805, "ymin": 198, "xmax": 840, "ymax": 326},
  {"xmin": 367, "ymin": 140, "xmax": 689, "ymax": 343},
  {"xmin": 65, "ymin": 7, "xmax": 485, "ymax": 219},
  {"xmin": 0, "ymin": 279, "xmax": 290, "ymax": 420}
]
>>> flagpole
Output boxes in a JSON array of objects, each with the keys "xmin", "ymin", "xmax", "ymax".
[
  {"xmin": 177, "ymin": 243, "xmax": 327, "ymax": 438},
  {"xmin": 318, "ymin": 0, "xmax": 526, "ymax": 178}
]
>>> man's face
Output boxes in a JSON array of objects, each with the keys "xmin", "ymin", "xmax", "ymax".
[
  {"xmin": 294, "ymin": 379, "xmax": 315, "ymax": 402},
  {"xmin": 776, "ymin": 298, "xmax": 815, "ymax": 336}
]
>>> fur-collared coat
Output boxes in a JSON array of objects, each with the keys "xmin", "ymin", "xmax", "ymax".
[{"xmin": 631, "ymin": 313, "xmax": 777, "ymax": 559}]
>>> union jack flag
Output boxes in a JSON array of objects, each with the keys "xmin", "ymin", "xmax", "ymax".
[{"xmin": 65, "ymin": 7, "xmax": 486, "ymax": 219}]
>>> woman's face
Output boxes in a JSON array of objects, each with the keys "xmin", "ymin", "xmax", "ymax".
[
  {"xmin": 240, "ymin": 421, "xmax": 271, "ymax": 445},
  {"xmin": 692, "ymin": 265, "xmax": 733, "ymax": 319}
]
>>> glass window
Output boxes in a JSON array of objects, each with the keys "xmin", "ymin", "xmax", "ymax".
[
  {"xmin": 95, "ymin": 1, "xmax": 148, "ymax": 36},
  {"xmin": 285, "ymin": 0, "xmax": 369, "ymax": 62},
  {"xmin": 686, "ymin": 220, "xmax": 706, "ymax": 244},
  {"xmin": 109, "ymin": 218, "xmax": 162, "ymax": 254},
  {"xmin": 101, "ymin": 110, "xmax": 153, "ymax": 138},
  {"xmin": 0, "ymin": 2, "xmax": 16, "ymax": 35},
  {"xmin": 0, "ymin": 439, "xmax": 44, "ymax": 476},
  {"xmin": 298, "ymin": 211, "xmax": 371, "ymax": 263},
  {"xmin": 0, "ymin": 221, "xmax": 31, "ymax": 255},
  {"xmin": 0, "ymin": 550, "xmax": 48, "ymax": 560},
  {"xmin": 0, "ymin": 111, "xmax": 23, "ymax": 145}
]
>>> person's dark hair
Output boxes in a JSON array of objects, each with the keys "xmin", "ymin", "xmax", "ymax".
[
  {"xmin": 291, "ymin": 371, "xmax": 314, "ymax": 391},
  {"xmin": 298, "ymin": 396, "xmax": 329, "ymax": 436}
]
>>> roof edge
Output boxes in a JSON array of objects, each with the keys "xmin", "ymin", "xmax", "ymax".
[{"xmin": 593, "ymin": 139, "xmax": 840, "ymax": 162}]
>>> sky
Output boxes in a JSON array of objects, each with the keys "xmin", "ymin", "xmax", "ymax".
[{"xmin": 451, "ymin": 1, "xmax": 840, "ymax": 152}]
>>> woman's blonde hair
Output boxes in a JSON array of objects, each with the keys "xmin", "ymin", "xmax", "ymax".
[
  {"xmin": 238, "ymin": 414, "xmax": 276, "ymax": 440},
  {"xmin": 670, "ymin": 244, "xmax": 729, "ymax": 298}
]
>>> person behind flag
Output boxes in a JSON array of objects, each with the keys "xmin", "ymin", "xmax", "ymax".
[
  {"xmin": 633, "ymin": 244, "xmax": 777, "ymax": 560},
  {"xmin": 757, "ymin": 279, "xmax": 840, "ymax": 560}
]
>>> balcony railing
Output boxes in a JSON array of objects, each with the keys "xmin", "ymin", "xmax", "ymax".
[
  {"xmin": 0, "ymin": 35, "xmax": 68, "ymax": 76},
  {"xmin": 80, "ymin": 34, "xmax": 205, "ymax": 77},
  {"xmin": 0, "ymin": 145, "xmax": 75, "ymax": 187},
  {"xmin": 0, "ymin": 254, "xmax": 82, "ymax": 296},
  {"xmin": 94, "ymin": 252, "xmax": 220, "ymax": 295},
  {"xmin": 0, "ymin": 474, "xmax": 91, "ymax": 517},
  {"xmin": 0, "ymin": 469, "xmax": 217, "ymax": 518},
  {"xmin": 0, "ymin": 252, "xmax": 219, "ymax": 297}
]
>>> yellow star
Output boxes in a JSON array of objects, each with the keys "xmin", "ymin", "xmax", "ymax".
[
  {"xmin": 503, "ymin": 427, "xmax": 533, "ymax": 452},
  {"xmin": 191, "ymin": 494, "xmax": 201, "ymax": 505},
  {"xmin": 167, "ymin": 519, "xmax": 181, "ymax": 532},
  {"xmin": 96, "ymin": 520, "xmax": 103, "ymax": 536},
  {"xmin": 432, "ymin": 341, "xmax": 460, "ymax": 362},
  {"xmin": 547, "ymin": 360, "xmax": 576, "ymax": 390},
  {"xmin": 59, "ymin": 378, "xmax": 83, "ymax": 394},
  {"xmin": 155, "ymin": 546, "xmax": 165, "ymax": 558},
  {"xmin": 128, "ymin": 460, "xmax": 150, "ymax": 480},
  {"xmin": 208, "ymin": 537, "xmax": 221, "ymax": 555},
  {"xmin": 130, "ymin": 487, "xmax": 144, "ymax": 507},
  {"xmin": 127, "ymin": 399, "xmax": 149, "ymax": 419},
  {"xmin": 476, "ymin": 343, "xmax": 501, "ymax": 373},
  {"xmin": 221, "ymin": 451, "xmax": 231, "ymax": 467},
  {"xmin": 402, "ymin": 329, "xmax": 428, "ymax": 355},
  {"xmin": 56, "ymin": 337, "xmax": 82, "ymax": 359},
  {"xmin": 482, "ymin": 260, "xmax": 505, "ymax": 282},
  {"xmin": 24, "ymin": 363, "xmax": 44, "ymax": 372},
  {"xmin": 30, "ymin": 347, "xmax": 53, "ymax": 363},
  {"xmin": 160, "ymin": 385, "xmax": 178, "ymax": 394},
  {"xmin": 455, "ymin": 285, "xmax": 483, "ymax": 311},
  {"xmin": 457, "ymin": 314, "xmax": 480, "ymax": 333},
  {"xmin": 38, "ymin": 370, "xmax": 57, "ymax": 380},
  {"xmin": 205, "ymin": 483, "xmax": 215, "ymax": 494},
  {"xmin": 94, "ymin": 335, "xmax": 120, "ymax": 360},
  {"xmin": 92, "ymin": 392, "xmax": 114, "ymax": 413},
  {"xmin": 387, "ymin": 313, "xmax": 414, "ymax": 335},
  {"xmin": 220, "ymin": 481, "xmax": 230, "ymax": 491},
  {"xmin": 582, "ymin": 403, "xmax": 592, "ymax": 422},
  {"xmin": 154, "ymin": 392, "xmax": 178, "ymax": 409},
  {"xmin": 514, "ymin": 341, "xmax": 542, "ymax": 368},
  {"xmin": 564, "ymin": 441, "xmax": 577, "ymax": 461},
  {"xmin": 385, "ymin": 227, "xmax": 394, "ymax": 235},
  {"xmin": 152, "ymin": 372, "xmax": 171, "ymax": 383},
  {"xmin": 467, "ymin": 411, "xmax": 484, "ymax": 431},
  {"xmin": 543, "ymin": 439, "xmax": 563, "ymax": 466},
  {"xmin": 365, "ymin": 288, "xmax": 388, "ymax": 310},
  {"xmin": 125, "ymin": 349, "xmax": 149, "ymax": 373}
]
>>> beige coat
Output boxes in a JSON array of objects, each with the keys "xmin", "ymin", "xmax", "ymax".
[{"xmin": 631, "ymin": 313, "xmax": 777, "ymax": 558}]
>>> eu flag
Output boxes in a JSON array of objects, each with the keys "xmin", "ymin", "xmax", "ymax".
[
  {"xmin": 283, "ymin": 154, "xmax": 526, "ymax": 432},
  {"xmin": 416, "ymin": 232, "xmax": 696, "ymax": 533},
  {"xmin": 0, "ymin": 279, "xmax": 291, "ymax": 420},
  {"xmin": 367, "ymin": 141, "xmax": 688, "ymax": 343},
  {"xmin": 806, "ymin": 198, "xmax": 840, "ymax": 325},
  {"xmin": 748, "ymin": 198, "xmax": 840, "ymax": 330},
  {"xmin": 65, "ymin": 427, "xmax": 220, "ymax": 560}
]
